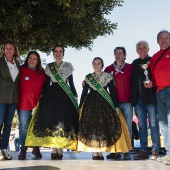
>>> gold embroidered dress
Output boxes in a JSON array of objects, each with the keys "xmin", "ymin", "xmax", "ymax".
[
  {"xmin": 78, "ymin": 72, "xmax": 132, "ymax": 152},
  {"xmin": 25, "ymin": 62, "xmax": 78, "ymax": 150}
]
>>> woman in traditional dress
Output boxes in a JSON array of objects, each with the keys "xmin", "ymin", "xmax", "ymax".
[
  {"xmin": 17, "ymin": 51, "xmax": 46, "ymax": 160},
  {"xmin": 78, "ymin": 57, "xmax": 132, "ymax": 160},
  {"xmin": 25, "ymin": 45, "xmax": 78, "ymax": 160}
]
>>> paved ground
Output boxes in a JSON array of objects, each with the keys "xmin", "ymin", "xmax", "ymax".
[{"xmin": 0, "ymin": 149, "xmax": 169, "ymax": 170}]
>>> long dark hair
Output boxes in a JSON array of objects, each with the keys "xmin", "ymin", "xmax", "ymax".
[{"xmin": 23, "ymin": 51, "xmax": 44, "ymax": 74}]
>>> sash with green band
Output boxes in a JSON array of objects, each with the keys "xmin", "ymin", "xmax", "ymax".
[
  {"xmin": 85, "ymin": 73, "xmax": 116, "ymax": 111},
  {"xmin": 49, "ymin": 63, "xmax": 78, "ymax": 110}
]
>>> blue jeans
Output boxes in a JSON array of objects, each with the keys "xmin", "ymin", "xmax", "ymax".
[
  {"xmin": 14, "ymin": 138, "xmax": 20, "ymax": 151},
  {"xmin": 18, "ymin": 110, "xmax": 32, "ymax": 150},
  {"xmin": 134, "ymin": 95, "xmax": 160, "ymax": 152},
  {"xmin": 156, "ymin": 88, "xmax": 170, "ymax": 156},
  {"xmin": 119, "ymin": 102, "xmax": 133, "ymax": 139},
  {"xmin": 0, "ymin": 103, "xmax": 17, "ymax": 150}
]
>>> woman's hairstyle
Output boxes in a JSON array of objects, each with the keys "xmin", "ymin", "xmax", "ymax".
[
  {"xmin": 53, "ymin": 45, "xmax": 65, "ymax": 56},
  {"xmin": 92, "ymin": 57, "xmax": 104, "ymax": 68},
  {"xmin": 2, "ymin": 40, "xmax": 19, "ymax": 59},
  {"xmin": 23, "ymin": 51, "xmax": 44, "ymax": 74}
]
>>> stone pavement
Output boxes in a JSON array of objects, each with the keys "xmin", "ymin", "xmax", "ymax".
[{"xmin": 0, "ymin": 149, "xmax": 169, "ymax": 170}]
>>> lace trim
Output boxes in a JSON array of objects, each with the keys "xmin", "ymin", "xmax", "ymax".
[
  {"xmin": 33, "ymin": 127, "xmax": 77, "ymax": 140},
  {"xmin": 85, "ymin": 72, "xmax": 113, "ymax": 90},
  {"xmin": 45, "ymin": 62, "xmax": 74, "ymax": 82}
]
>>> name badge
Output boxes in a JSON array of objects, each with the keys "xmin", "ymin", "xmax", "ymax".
[{"xmin": 25, "ymin": 76, "xmax": 29, "ymax": 80}]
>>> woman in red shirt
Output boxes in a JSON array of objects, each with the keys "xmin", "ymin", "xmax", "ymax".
[{"xmin": 17, "ymin": 51, "xmax": 46, "ymax": 160}]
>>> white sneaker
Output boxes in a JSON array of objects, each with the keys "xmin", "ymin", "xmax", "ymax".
[
  {"xmin": 157, "ymin": 155, "xmax": 170, "ymax": 165},
  {"xmin": 162, "ymin": 156, "xmax": 170, "ymax": 165}
]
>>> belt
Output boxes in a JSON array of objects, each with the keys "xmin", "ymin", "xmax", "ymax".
[
  {"xmin": 160, "ymin": 86, "xmax": 170, "ymax": 92},
  {"xmin": 163, "ymin": 86, "xmax": 170, "ymax": 89}
]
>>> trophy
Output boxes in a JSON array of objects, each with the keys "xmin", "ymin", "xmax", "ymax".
[{"xmin": 140, "ymin": 64, "xmax": 150, "ymax": 83}]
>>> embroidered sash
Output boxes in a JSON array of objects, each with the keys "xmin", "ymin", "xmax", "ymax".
[
  {"xmin": 85, "ymin": 73, "xmax": 116, "ymax": 111},
  {"xmin": 49, "ymin": 63, "xmax": 78, "ymax": 110}
]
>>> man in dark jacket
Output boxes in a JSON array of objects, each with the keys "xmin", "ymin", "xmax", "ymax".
[{"xmin": 131, "ymin": 41, "xmax": 160, "ymax": 160}]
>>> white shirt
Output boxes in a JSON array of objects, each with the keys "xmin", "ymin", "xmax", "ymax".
[{"xmin": 5, "ymin": 57, "xmax": 19, "ymax": 82}]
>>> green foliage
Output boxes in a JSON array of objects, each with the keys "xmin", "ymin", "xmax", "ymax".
[{"xmin": 0, "ymin": 0, "xmax": 123, "ymax": 55}]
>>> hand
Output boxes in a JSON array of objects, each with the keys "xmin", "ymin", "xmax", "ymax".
[
  {"xmin": 32, "ymin": 107, "xmax": 36, "ymax": 115},
  {"xmin": 75, "ymin": 96, "xmax": 78, "ymax": 102},
  {"xmin": 116, "ymin": 107, "xmax": 120, "ymax": 115},
  {"xmin": 143, "ymin": 81, "xmax": 152, "ymax": 88},
  {"xmin": 82, "ymin": 81, "xmax": 85, "ymax": 87}
]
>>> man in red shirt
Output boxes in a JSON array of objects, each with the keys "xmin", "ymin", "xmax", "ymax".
[
  {"xmin": 147, "ymin": 30, "xmax": 170, "ymax": 165},
  {"xmin": 105, "ymin": 47, "xmax": 132, "ymax": 160}
]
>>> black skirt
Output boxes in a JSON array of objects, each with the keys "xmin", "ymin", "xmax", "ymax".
[
  {"xmin": 32, "ymin": 82, "xmax": 78, "ymax": 140},
  {"xmin": 79, "ymin": 91, "xmax": 122, "ymax": 148}
]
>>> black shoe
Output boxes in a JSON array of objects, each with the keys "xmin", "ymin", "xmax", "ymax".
[
  {"xmin": 51, "ymin": 153, "xmax": 58, "ymax": 160},
  {"xmin": 92, "ymin": 155, "xmax": 99, "ymax": 160},
  {"xmin": 123, "ymin": 152, "xmax": 131, "ymax": 160},
  {"xmin": 57, "ymin": 154, "xmax": 63, "ymax": 160},
  {"xmin": 32, "ymin": 147, "xmax": 42, "ymax": 158},
  {"xmin": 133, "ymin": 150, "xmax": 149, "ymax": 160},
  {"xmin": 2, "ymin": 149, "xmax": 12, "ymax": 160},
  {"xmin": 18, "ymin": 149, "xmax": 26, "ymax": 160},
  {"xmin": 106, "ymin": 153, "xmax": 121, "ymax": 159},
  {"xmin": 98, "ymin": 156, "xmax": 104, "ymax": 160}
]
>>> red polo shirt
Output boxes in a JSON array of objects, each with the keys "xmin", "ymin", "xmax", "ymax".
[{"xmin": 105, "ymin": 63, "xmax": 132, "ymax": 102}]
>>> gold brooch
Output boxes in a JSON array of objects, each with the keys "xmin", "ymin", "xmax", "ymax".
[{"xmin": 166, "ymin": 55, "xmax": 169, "ymax": 58}]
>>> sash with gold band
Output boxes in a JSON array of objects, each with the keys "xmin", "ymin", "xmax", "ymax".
[
  {"xmin": 85, "ymin": 73, "xmax": 116, "ymax": 111},
  {"xmin": 49, "ymin": 63, "xmax": 78, "ymax": 110}
]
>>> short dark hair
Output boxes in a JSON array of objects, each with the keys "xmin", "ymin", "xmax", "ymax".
[
  {"xmin": 53, "ymin": 45, "xmax": 65, "ymax": 56},
  {"xmin": 92, "ymin": 57, "xmax": 104, "ymax": 68},
  {"xmin": 157, "ymin": 30, "xmax": 170, "ymax": 40},
  {"xmin": 23, "ymin": 51, "xmax": 44, "ymax": 74},
  {"xmin": 114, "ymin": 47, "xmax": 126, "ymax": 55}
]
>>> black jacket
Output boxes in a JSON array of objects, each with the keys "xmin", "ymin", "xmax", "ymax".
[{"xmin": 131, "ymin": 56, "xmax": 157, "ymax": 106}]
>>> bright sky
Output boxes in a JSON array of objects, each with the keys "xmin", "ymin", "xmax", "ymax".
[{"xmin": 41, "ymin": 0, "xmax": 170, "ymax": 98}]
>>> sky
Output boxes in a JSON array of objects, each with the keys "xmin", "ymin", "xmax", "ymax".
[{"xmin": 40, "ymin": 0, "xmax": 170, "ymax": 98}]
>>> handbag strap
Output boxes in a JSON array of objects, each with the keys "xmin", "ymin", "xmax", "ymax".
[{"xmin": 154, "ymin": 46, "xmax": 170, "ymax": 70}]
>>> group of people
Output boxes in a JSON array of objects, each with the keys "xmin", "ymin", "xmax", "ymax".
[{"xmin": 0, "ymin": 30, "xmax": 170, "ymax": 166}]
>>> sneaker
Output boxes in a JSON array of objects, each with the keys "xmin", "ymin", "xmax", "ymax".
[
  {"xmin": 157, "ymin": 156, "xmax": 170, "ymax": 165},
  {"xmin": 106, "ymin": 153, "xmax": 121, "ymax": 159},
  {"xmin": 123, "ymin": 152, "xmax": 131, "ymax": 160},
  {"xmin": 2, "ymin": 149, "xmax": 12, "ymax": 160},
  {"xmin": 32, "ymin": 147, "xmax": 42, "ymax": 158},
  {"xmin": 18, "ymin": 149, "xmax": 26, "ymax": 160},
  {"xmin": 157, "ymin": 156, "xmax": 167, "ymax": 162},
  {"xmin": 150, "ymin": 150, "xmax": 158, "ymax": 160},
  {"xmin": 0, "ymin": 150, "xmax": 5, "ymax": 161},
  {"xmin": 133, "ymin": 150, "xmax": 149, "ymax": 160},
  {"xmin": 163, "ymin": 156, "xmax": 170, "ymax": 165}
]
